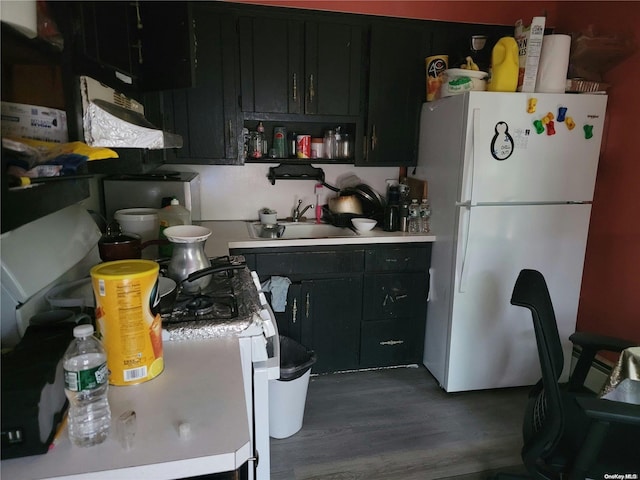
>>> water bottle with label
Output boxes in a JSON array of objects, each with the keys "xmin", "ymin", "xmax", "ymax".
[
  {"xmin": 408, "ymin": 199, "xmax": 420, "ymax": 233},
  {"xmin": 63, "ymin": 324, "xmax": 111, "ymax": 447},
  {"xmin": 419, "ymin": 198, "xmax": 431, "ymax": 233}
]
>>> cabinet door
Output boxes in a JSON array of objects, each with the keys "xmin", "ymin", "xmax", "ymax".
[
  {"xmin": 138, "ymin": 2, "xmax": 195, "ymax": 91},
  {"xmin": 73, "ymin": 2, "xmax": 135, "ymax": 89},
  {"xmin": 238, "ymin": 17, "xmax": 303, "ymax": 114},
  {"xmin": 365, "ymin": 245, "xmax": 431, "ymax": 273},
  {"xmin": 163, "ymin": 7, "xmax": 240, "ymax": 164},
  {"xmin": 272, "ymin": 283, "xmax": 303, "ymax": 341},
  {"xmin": 238, "ymin": 16, "xmax": 362, "ymax": 117},
  {"xmin": 362, "ymin": 272, "xmax": 428, "ymax": 320},
  {"xmin": 70, "ymin": 1, "xmax": 194, "ymax": 93},
  {"xmin": 304, "ymin": 21, "xmax": 362, "ymax": 116},
  {"xmin": 360, "ymin": 319, "xmax": 421, "ymax": 367},
  {"xmin": 300, "ymin": 277, "xmax": 362, "ymax": 374},
  {"xmin": 360, "ymin": 22, "xmax": 426, "ymax": 166}
]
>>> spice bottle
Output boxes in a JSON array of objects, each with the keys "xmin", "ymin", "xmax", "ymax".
[{"xmin": 323, "ymin": 129, "xmax": 336, "ymax": 159}]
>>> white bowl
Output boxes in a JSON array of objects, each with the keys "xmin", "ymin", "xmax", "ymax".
[
  {"xmin": 351, "ymin": 218, "xmax": 377, "ymax": 232},
  {"xmin": 114, "ymin": 208, "xmax": 159, "ymax": 243},
  {"xmin": 441, "ymin": 68, "xmax": 488, "ymax": 97}
]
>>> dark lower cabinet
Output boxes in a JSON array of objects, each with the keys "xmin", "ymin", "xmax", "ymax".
[
  {"xmin": 361, "ymin": 272, "xmax": 428, "ymax": 367},
  {"xmin": 232, "ymin": 243, "xmax": 431, "ymax": 374},
  {"xmin": 360, "ymin": 319, "xmax": 421, "ymax": 368},
  {"xmin": 248, "ymin": 247, "xmax": 364, "ymax": 374},
  {"xmin": 299, "ymin": 277, "xmax": 362, "ymax": 373}
]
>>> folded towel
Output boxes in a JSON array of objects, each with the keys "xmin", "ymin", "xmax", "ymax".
[{"xmin": 261, "ymin": 276, "xmax": 291, "ymax": 312}]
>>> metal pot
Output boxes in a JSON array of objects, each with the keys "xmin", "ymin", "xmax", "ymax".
[
  {"xmin": 259, "ymin": 223, "xmax": 286, "ymax": 238},
  {"xmin": 163, "ymin": 225, "xmax": 212, "ymax": 293},
  {"xmin": 98, "ymin": 221, "xmax": 163, "ymax": 262},
  {"xmin": 323, "ymin": 182, "xmax": 385, "ymax": 218}
]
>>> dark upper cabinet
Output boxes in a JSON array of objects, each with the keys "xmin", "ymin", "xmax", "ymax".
[
  {"xmin": 64, "ymin": 1, "xmax": 194, "ymax": 94},
  {"xmin": 238, "ymin": 16, "xmax": 302, "ymax": 115},
  {"xmin": 359, "ymin": 22, "xmax": 427, "ymax": 167},
  {"xmin": 239, "ymin": 15, "xmax": 363, "ymax": 118},
  {"xmin": 303, "ymin": 21, "xmax": 362, "ymax": 117},
  {"xmin": 161, "ymin": 5, "xmax": 241, "ymax": 164}
]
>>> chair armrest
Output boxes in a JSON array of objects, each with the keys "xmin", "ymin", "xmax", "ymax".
[
  {"xmin": 576, "ymin": 396, "xmax": 640, "ymax": 426},
  {"xmin": 571, "ymin": 397, "xmax": 640, "ymax": 480},
  {"xmin": 569, "ymin": 332, "xmax": 635, "ymax": 353},
  {"xmin": 568, "ymin": 332, "xmax": 636, "ymax": 392}
]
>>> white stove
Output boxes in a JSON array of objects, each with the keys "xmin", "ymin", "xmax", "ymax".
[{"xmin": 160, "ymin": 259, "xmax": 280, "ymax": 480}]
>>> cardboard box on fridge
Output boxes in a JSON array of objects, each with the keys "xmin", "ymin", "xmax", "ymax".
[
  {"xmin": 515, "ymin": 16, "xmax": 546, "ymax": 92},
  {"xmin": 1, "ymin": 101, "xmax": 68, "ymax": 143}
]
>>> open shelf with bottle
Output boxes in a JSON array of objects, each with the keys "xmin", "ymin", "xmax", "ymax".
[{"xmin": 242, "ymin": 116, "xmax": 363, "ymax": 164}]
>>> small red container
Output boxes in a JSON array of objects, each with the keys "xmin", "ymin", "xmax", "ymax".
[{"xmin": 296, "ymin": 135, "xmax": 311, "ymax": 158}]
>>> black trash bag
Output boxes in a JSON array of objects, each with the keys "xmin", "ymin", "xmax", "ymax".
[{"xmin": 278, "ymin": 335, "xmax": 317, "ymax": 382}]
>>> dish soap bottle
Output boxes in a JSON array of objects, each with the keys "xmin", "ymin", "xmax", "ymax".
[
  {"xmin": 158, "ymin": 198, "xmax": 191, "ymax": 257},
  {"xmin": 487, "ymin": 37, "xmax": 519, "ymax": 92}
]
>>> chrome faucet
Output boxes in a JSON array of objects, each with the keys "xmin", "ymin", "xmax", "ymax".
[{"xmin": 293, "ymin": 199, "xmax": 314, "ymax": 222}]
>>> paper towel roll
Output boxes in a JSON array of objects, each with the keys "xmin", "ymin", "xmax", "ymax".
[{"xmin": 535, "ymin": 34, "xmax": 571, "ymax": 93}]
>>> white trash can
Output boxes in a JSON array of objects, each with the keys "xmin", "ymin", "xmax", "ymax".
[{"xmin": 269, "ymin": 336, "xmax": 317, "ymax": 439}]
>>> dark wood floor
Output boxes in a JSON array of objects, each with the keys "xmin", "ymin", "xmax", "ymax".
[{"xmin": 270, "ymin": 365, "xmax": 530, "ymax": 480}]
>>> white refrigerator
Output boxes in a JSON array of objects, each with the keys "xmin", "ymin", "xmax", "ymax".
[{"xmin": 415, "ymin": 91, "xmax": 608, "ymax": 392}]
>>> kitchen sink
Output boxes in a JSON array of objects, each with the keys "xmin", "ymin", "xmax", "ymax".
[{"xmin": 247, "ymin": 221, "xmax": 357, "ymax": 239}]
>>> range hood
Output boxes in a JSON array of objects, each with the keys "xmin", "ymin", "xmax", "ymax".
[{"xmin": 80, "ymin": 76, "xmax": 182, "ymax": 150}]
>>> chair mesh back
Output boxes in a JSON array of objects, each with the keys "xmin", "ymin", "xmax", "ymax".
[
  {"xmin": 532, "ymin": 388, "xmax": 548, "ymax": 434},
  {"xmin": 511, "ymin": 269, "xmax": 564, "ymax": 379},
  {"xmin": 511, "ymin": 269, "xmax": 565, "ymax": 460}
]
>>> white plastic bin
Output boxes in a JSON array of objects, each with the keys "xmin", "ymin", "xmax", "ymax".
[{"xmin": 269, "ymin": 336, "xmax": 317, "ymax": 439}]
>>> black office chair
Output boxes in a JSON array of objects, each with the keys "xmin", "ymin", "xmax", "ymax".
[{"xmin": 495, "ymin": 269, "xmax": 640, "ymax": 480}]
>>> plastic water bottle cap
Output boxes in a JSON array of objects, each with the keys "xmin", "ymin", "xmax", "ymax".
[
  {"xmin": 170, "ymin": 198, "xmax": 180, "ymax": 206},
  {"xmin": 73, "ymin": 324, "xmax": 94, "ymax": 338}
]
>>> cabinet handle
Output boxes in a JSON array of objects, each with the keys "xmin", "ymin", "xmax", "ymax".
[
  {"xmin": 380, "ymin": 340, "xmax": 404, "ymax": 346},
  {"xmin": 134, "ymin": 1, "xmax": 143, "ymax": 29},
  {"xmin": 371, "ymin": 124, "xmax": 377, "ymax": 151},
  {"xmin": 305, "ymin": 293, "xmax": 310, "ymax": 318},
  {"xmin": 382, "ymin": 293, "xmax": 393, "ymax": 307},
  {"xmin": 292, "ymin": 298, "xmax": 297, "ymax": 324},
  {"xmin": 133, "ymin": 40, "xmax": 143, "ymax": 64},
  {"xmin": 227, "ymin": 120, "xmax": 234, "ymax": 144},
  {"xmin": 383, "ymin": 291, "xmax": 407, "ymax": 306},
  {"xmin": 308, "ymin": 74, "xmax": 315, "ymax": 104},
  {"xmin": 292, "ymin": 73, "xmax": 297, "ymax": 102}
]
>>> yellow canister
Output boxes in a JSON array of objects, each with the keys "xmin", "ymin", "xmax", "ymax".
[{"xmin": 90, "ymin": 260, "xmax": 164, "ymax": 386}]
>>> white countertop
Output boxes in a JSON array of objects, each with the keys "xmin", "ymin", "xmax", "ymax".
[
  {"xmin": 1, "ymin": 338, "xmax": 251, "ymax": 480},
  {"xmin": 198, "ymin": 220, "xmax": 436, "ymax": 258}
]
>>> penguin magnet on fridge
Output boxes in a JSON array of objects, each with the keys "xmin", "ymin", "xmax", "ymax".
[{"xmin": 491, "ymin": 121, "xmax": 514, "ymax": 161}]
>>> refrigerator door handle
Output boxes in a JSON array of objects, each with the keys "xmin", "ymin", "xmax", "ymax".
[
  {"xmin": 427, "ymin": 267, "xmax": 435, "ymax": 302},
  {"xmin": 458, "ymin": 205, "xmax": 471, "ymax": 293},
  {"xmin": 468, "ymin": 108, "xmax": 481, "ymax": 205}
]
